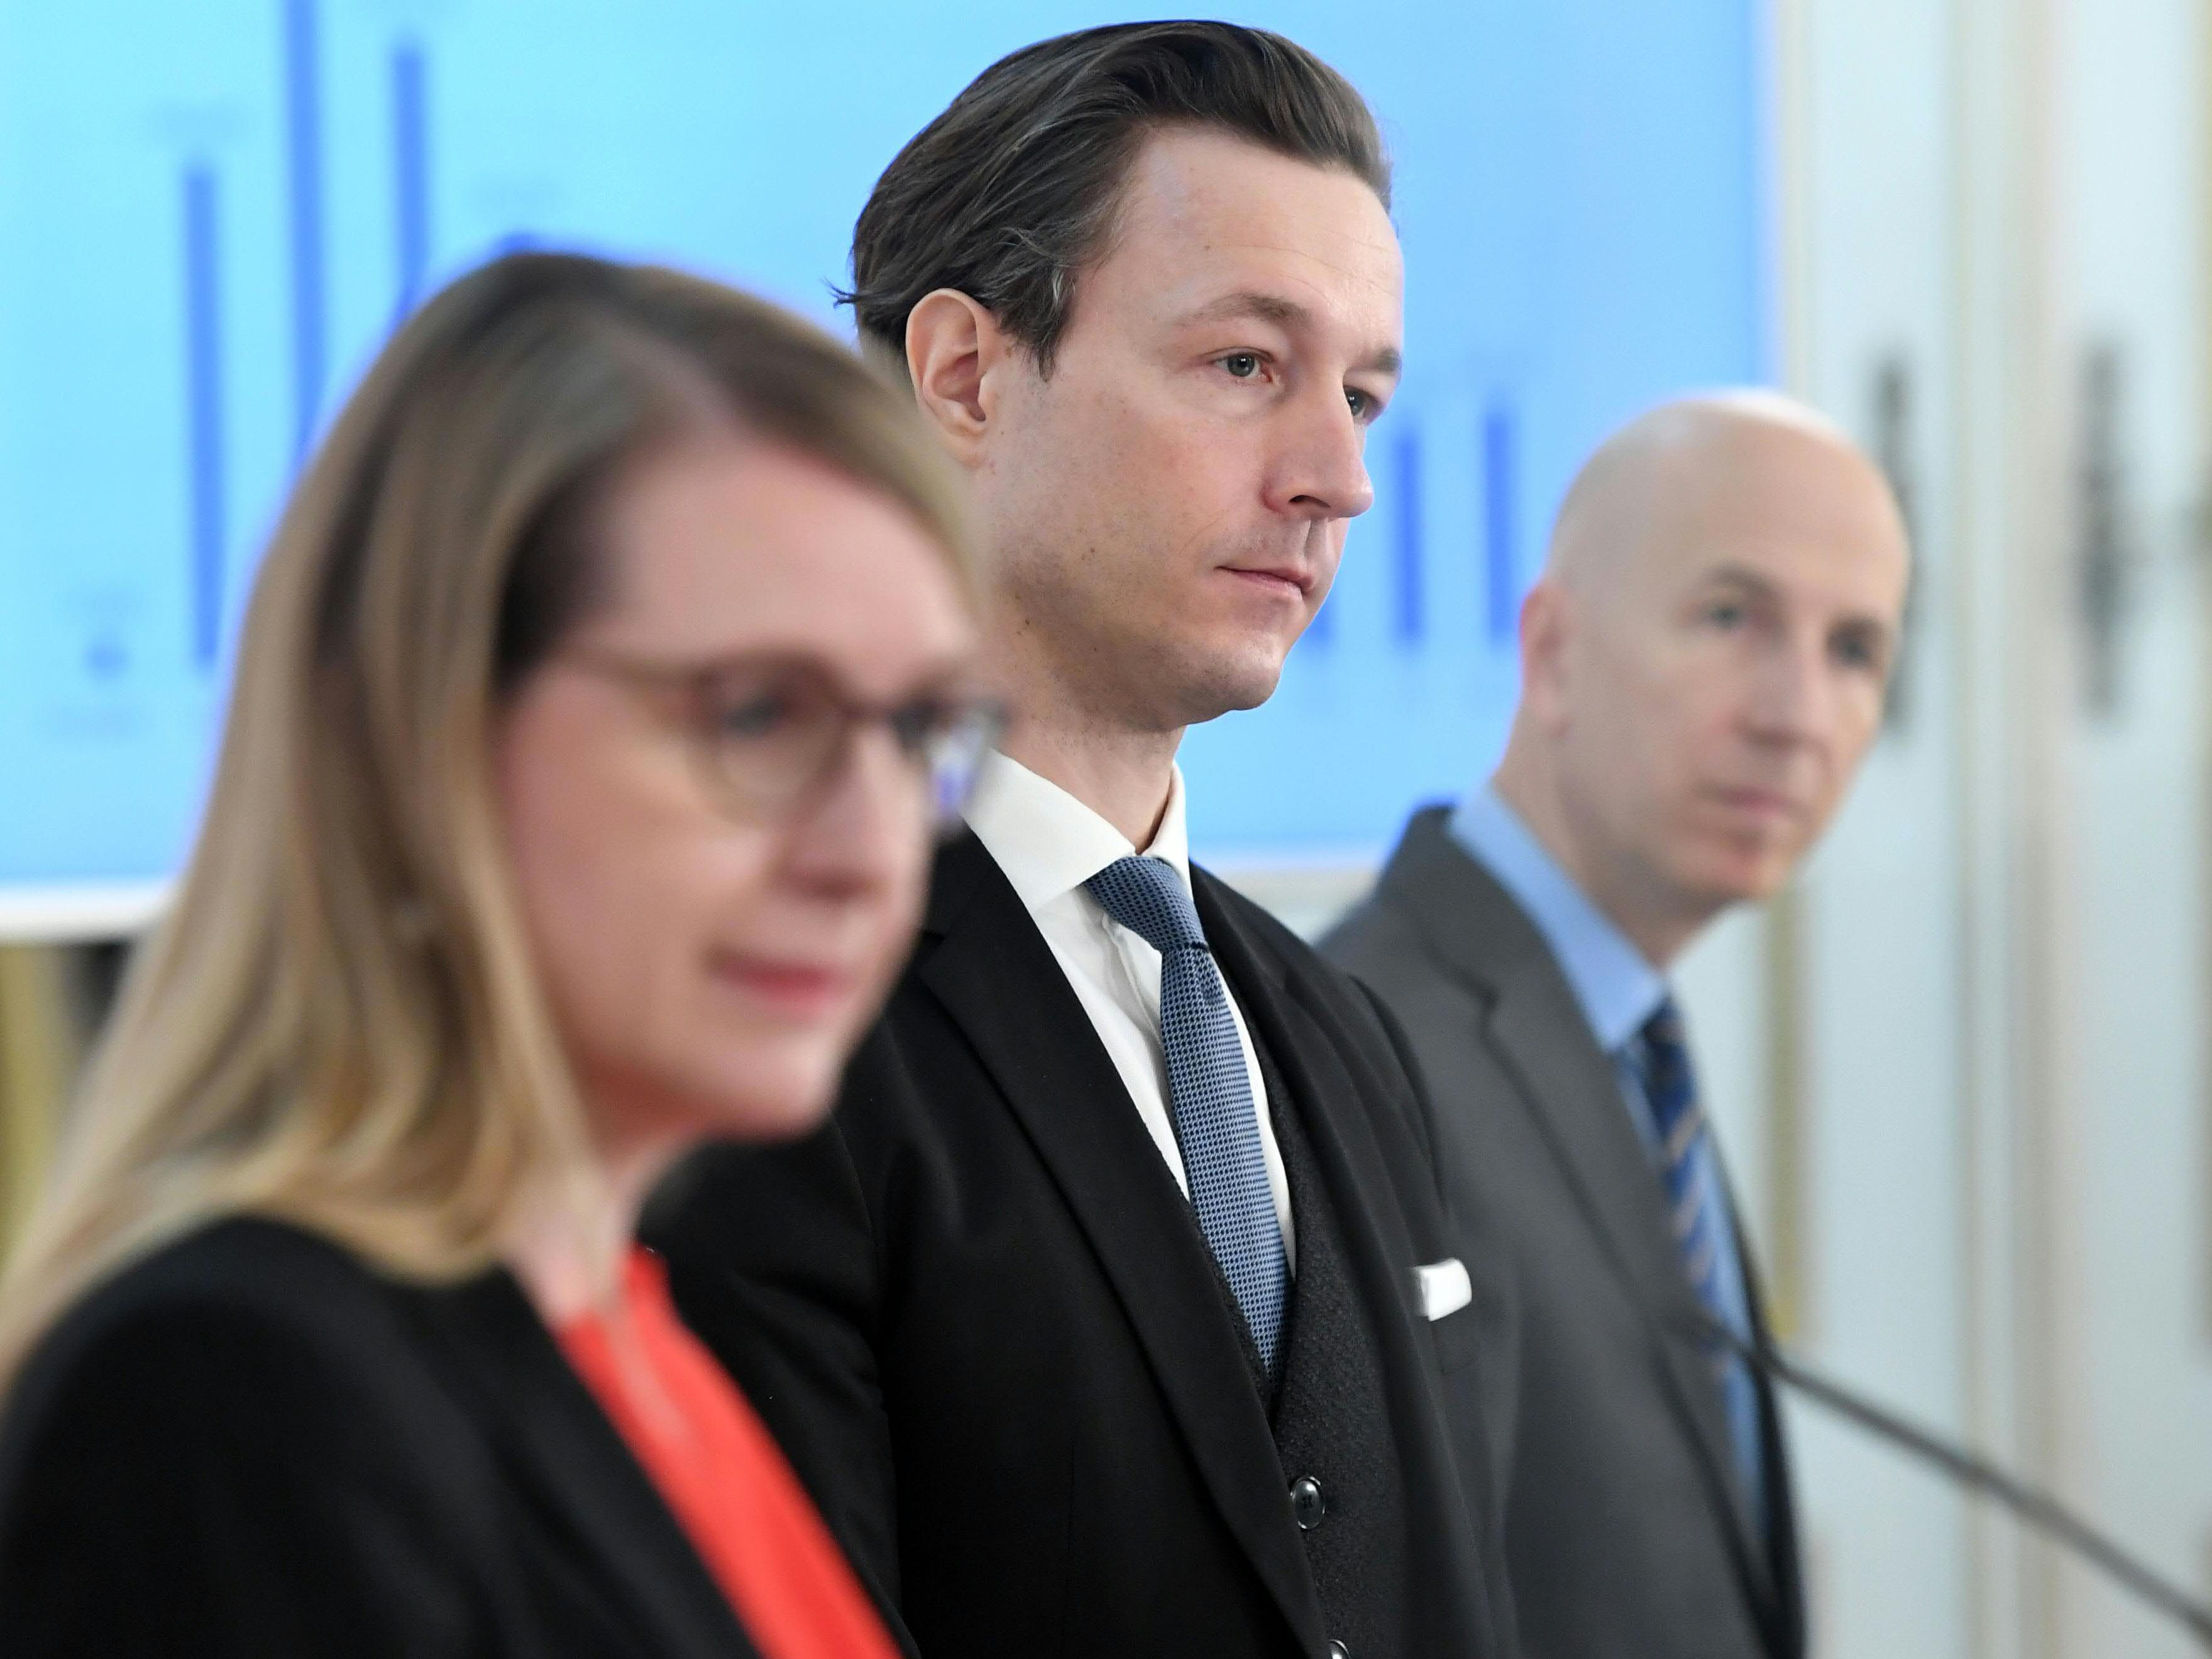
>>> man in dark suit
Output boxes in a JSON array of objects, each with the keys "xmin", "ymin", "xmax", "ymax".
[
  {"xmin": 1324, "ymin": 393, "xmax": 1912, "ymax": 1658},
  {"xmin": 646, "ymin": 23, "xmax": 1512, "ymax": 1659}
]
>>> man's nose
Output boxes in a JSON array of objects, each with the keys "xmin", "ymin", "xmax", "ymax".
[
  {"xmin": 1267, "ymin": 387, "xmax": 1373, "ymax": 522},
  {"xmin": 1745, "ymin": 633, "xmax": 1835, "ymax": 745}
]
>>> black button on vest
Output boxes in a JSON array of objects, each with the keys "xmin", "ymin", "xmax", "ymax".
[{"xmin": 1290, "ymin": 1475, "xmax": 1326, "ymax": 1531}]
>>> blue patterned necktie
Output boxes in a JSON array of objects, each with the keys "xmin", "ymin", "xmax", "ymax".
[
  {"xmin": 1638, "ymin": 996, "xmax": 1764, "ymax": 1521},
  {"xmin": 1086, "ymin": 856, "xmax": 1287, "ymax": 1371}
]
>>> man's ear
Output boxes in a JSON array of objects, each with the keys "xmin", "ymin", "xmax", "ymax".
[
  {"xmin": 1517, "ymin": 578, "xmax": 1574, "ymax": 732},
  {"xmin": 905, "ymin": 289, "xmax": 1008, "ymax": 467}
]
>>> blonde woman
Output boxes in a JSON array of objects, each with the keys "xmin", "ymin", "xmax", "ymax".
[{"xmin": 0, "ymin": 253, "xmax": 996, "ymax": 1658}]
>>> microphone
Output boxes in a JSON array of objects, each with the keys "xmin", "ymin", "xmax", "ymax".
[{"xmin": 1676, "ymin": 1308, "xmax": 2212, "ymax": 1650}]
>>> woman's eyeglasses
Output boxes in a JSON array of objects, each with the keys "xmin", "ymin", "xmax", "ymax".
[{"xmin": 561, "ymin": 648, "xmax": 1004, "ymax": 837}]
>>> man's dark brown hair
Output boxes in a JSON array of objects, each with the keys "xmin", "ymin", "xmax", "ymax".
[{"xmin": 842, "ymin": 21, "xmax": 1390, "ymax": 378}]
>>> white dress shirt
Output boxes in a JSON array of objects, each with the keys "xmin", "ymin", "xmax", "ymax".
[{"xmin": 965, "ymin": 752, "xmax": 1296, "ymax": 1270}]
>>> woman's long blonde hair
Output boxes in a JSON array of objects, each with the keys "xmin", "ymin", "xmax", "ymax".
[{"xmin": 0, "ymin": 253, "xmax": 969, "ymax": 1386}]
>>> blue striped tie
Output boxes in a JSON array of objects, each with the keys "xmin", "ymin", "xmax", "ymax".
[
  {"xmin": 1087, "ymin": 856, "xmax": 1287, "ymax": 1370},
  {"xmin": 1639, "ymin": 997, "xmax": 1763, "ymax": 1514}
]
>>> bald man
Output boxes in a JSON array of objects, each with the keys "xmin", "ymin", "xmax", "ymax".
[{"xmin": 1323, "ymin": 392, "xmax": 1910, "ymax": 1659}]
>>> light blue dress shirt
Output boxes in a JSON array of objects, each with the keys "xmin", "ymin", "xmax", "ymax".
[{"xmin": 1450, "ymin": 784, "xmax": 1768, "ymax": 1536}]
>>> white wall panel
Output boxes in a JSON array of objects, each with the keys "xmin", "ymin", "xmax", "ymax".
[
  {"xmin": 2050, "ymin": 0, "xmax": 2210, "ymax": 1652},
  {"xmin": 1775, "ymin": 0, "xmax": 2212, "ymax": 1653},
  {"xmin": 1779, "ymin": 0, "xmax": 1978, "ymax": 1650}
]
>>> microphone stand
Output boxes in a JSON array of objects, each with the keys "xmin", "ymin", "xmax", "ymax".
[{"xmin": 1683, "ymin": 1312, "xmax": 2212, "ymax": 1650}]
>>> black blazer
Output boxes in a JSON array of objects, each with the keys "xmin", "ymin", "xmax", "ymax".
[
  {"xmin": 0, "ymin": 1216, "xmax": 764, "ymax": 1659},
  {"xmin": 644, "ymin": 830, "xmax": 1516, "ymax": 1659},
  {"xmin": 1323, "ymin": 807, "xmax": 1807, "ymax": 1659}
]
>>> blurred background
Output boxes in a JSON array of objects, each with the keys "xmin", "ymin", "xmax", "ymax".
[{"xmin": 0, "ymin": 2, "xmax": 2205, "ymax": 1653}]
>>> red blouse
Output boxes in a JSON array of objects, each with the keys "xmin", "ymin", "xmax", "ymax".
[{"xmin": 556, "ymin": 1248, "xmax": 900, "ymax": 1659}]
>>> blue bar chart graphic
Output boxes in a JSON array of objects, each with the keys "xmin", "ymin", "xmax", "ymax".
[
  {"xmin": 182, "ymin": 165, "xmax": 227, "ymax": 674},
  {"xmin": 1483, "ymin": 406, "xmax": 1519, "ymax": 646},
  {"xmin": 0, "ymin": 1, "xmax": 1763, "ymax": 917},
  {"xmin": 390, "ymin": 40, "xmax": 432, "ymax": 321},
  {"xmin": 283, "ymin": 0, "xmax": 327, "ymax": 465},
  {"xmin": 1393, "ymin": 427, "xmax": 1424, "ymax": 646},
  {"xmin": 179, "ymin": 1, "xmax": 441, "ymax": 672}
]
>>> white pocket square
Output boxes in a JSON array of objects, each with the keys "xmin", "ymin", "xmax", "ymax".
[{"xmin": 1415, "ymin": 1257, "xmax": 1472, "ymax": 1321}]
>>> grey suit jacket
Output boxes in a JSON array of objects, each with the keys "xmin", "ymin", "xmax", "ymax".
[{"xmin": 1323, "ymin": 805, "xmax": 1806, "ymax": 1659}]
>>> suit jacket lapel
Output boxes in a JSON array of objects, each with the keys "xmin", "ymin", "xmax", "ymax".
[
  {"xmin": 1378, "ymin": 807, "xmax": 1776, "ymax": 1609},
  {"xmin": 1728, "ymin": 1163, "xmax": 1808, "ymax": 1657},
  {"xmin": 407, "ymin": 1272, "xmax": 757, "ymax": 1659},
  {"xmin": 913, "ymin": 834, "xmax": 1324, "ymax": 1652}
]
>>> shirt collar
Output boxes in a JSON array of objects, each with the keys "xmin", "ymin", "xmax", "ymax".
[
  {"xmin": 964, "ymin": 750, "xmax": 1192, "ymax": 913},
  {"xmin": 1448, "ymin": 782, "xmax": 1667, "ymax": 1055}
]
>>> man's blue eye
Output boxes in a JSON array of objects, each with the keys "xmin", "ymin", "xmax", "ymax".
[
  {"xmin": 1220, "ymin": 353, "xmax": 1261, "ymax": 378},
  {"xmin": 1707, "ymin": 603, "xmax": 1745, "ymax": 629}
]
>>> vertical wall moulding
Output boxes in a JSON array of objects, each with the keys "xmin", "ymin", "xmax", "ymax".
[
  {"xmin": 1951, "ymin": 0, "xmax": 2072, "ymax": 1651},
  {"xmin": 2025, "ymin": 4, "xmax": 2086, "ymax": 1653},
  {"xmin": 1763, "ymin": 888, "xmax": 1812, "ymax": 1343},
  {"xmin": 2200, "ymin": 0, "xmax": 2212, "ymax": 1364},
  {"xmin": 1764, "ymin": 0, "xmax": 1817, "ymax": 1355},
  {"xmin": 1874, "ymin": 353, "xmax": 1925, "ymax": 735}
]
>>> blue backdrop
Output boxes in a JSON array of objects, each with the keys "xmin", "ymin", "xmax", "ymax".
[{"xmin": 0, "ymin": 1, "xmax": 1765, "ymax": 915}]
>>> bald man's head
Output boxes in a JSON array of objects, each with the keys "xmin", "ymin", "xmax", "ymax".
[
  {"xmin": 1493, "ymin": 390, "xmax": 1910, "ymax": 963},
  {"xmin": 1546, "ymin": 392, "xmax": 1902, "ymax": 592}
]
